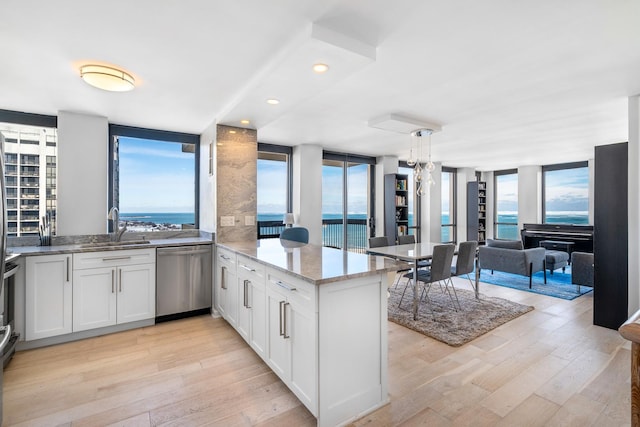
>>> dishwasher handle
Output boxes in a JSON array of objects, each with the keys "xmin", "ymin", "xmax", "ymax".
[{"xmin": 158, "ymin": 247, "xmax": 211, "ymax": 256}]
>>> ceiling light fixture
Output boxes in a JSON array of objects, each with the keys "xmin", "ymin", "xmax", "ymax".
[
  {"xmin": 312, "ymin": 63, "xmax": 329, "ymax": 73},
  {"xmin": 79, "ymin": 64, "xmax": 135, "ymax": 92},
  {"xmin": 408, "ymin": 129, "xmax": 436, "ymax": 196},
  {"xmin": 240, "ymin": 119, "xmax": 250, "ymax": 125},
  {"xmin": 266, "ymin": 99, "xmax": 280, "ymax": 105}
]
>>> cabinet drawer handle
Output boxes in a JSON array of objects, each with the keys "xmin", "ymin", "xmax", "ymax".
[
  {"xmin": 279, "ymin": 300, "xmax": 285, "ymax": 337},
  {"xmin": 243, "ymin": 279, "xmax": 248, "ymax": 308},
  {"xmin": 240, "ymin": 264, "xmax": 256, "ymax": 272},
  {"xmin": 283, "ymin": 302, "xmax": 290, "ymax": 339},
  {"xmin": 221, "ymin": 266, "xmax": 227, "ymax": 289},
  {"xmin": 66, "ymin": 257, "xmax": 70, "ymax": 282},
  {"xmin": 102, "ymin": 256, "xmax": 132, "ymax": 262},
  {"xmin": 219, "ymin": 254, "xmax": 230, "ymax": 260},
  {"xmin": 111, "ymin": 270, "xmax": 115, "ymax": 293},
  {"xmin": 274, "ymin": 280, "xmax": 296, "ymax": 292},
  {"xmin": 119, "ymin": 268, "xmax": 122, "ymax": 292}
]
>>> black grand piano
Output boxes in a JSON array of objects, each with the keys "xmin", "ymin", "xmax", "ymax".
[{"xmin": 521, "ymin": 223, "xmax": 594, "ymax": 253}]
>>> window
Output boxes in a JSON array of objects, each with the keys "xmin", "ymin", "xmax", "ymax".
[
  {"xmin": 322, "ymin": 152, "xmax": 375, "ymax": 252},
  {"xmin": 109, "ymin": 125, "xmax": 199, "ymax": 233},
  {"xmin": 441, "ymin": 167, "xmax": 456, "ymax": 243},
  {"xmin": 0, "ymin": 110, "xmax": 58, "ymax": 237},
  {"xmin": 494, "ymin": 169, "xmax": 518, "ymax": 240},
  {"xmin": 257, "ymin": 143, "xmax": 292, "ymax": 239},
  {"xmin": 399, "ymin": 164, "xmax": 419, "ymax": 238},
  {"xmin": 543, "ymin": 162, "xmax": 589, "ymax": 225}
]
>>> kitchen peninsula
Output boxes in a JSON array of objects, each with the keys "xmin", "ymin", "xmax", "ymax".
[{"xmin": 215, "ymin": 238, "xmax": 400, "ymax": 427}]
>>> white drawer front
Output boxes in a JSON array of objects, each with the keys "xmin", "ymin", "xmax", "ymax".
[
  {"xmin": 73, "ymin": 248, "xmax": 156, "ymax": 270},
  {"xmin": 237, "ymin": 255, "xmax": 265, "ymax": 282},
  {"xmin": 216, "ymin": 246, "xmax": 236, "ymax": 269},
  {"xmin": 266, "ymin": 268, "xmax": 316, "ymax": 312}
]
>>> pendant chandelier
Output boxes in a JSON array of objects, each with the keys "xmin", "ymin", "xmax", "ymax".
[{"xmin": 406, "ymin": 128, "xmax": 435, "ymax": 196}]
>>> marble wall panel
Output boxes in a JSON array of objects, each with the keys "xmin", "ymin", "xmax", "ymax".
[{"xmin": 216, "ymin": 125, "xmax": 257, "ymax": 242}]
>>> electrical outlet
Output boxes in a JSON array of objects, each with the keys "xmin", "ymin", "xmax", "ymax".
[
  {"xmin": 245, "ymin": 215, "xmax": 255, "ymax": 226},
  {"xmin": 220, "ymin": 216, "xmax": 235, "ymax": 226}
]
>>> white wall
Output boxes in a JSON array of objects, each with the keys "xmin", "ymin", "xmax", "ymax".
[
  {"xmin": 375, "ymin": 156, "xmax": 398, "ymax": 237},
  {"xmin": 199, "ymin": 121, "xmax": 216, "ymax": 232},
  {"xmin": 56, "ymin": 111, "xmax": 108, "ymax": 236},
  {"xmin": 424, "ymin": 163, "xmax": 442, "ymax": 243},
  {"xmin": 292, "ymin": 144, "xmax": 322, "ymax": 245},
  {"xmin": 628, "ymin": 95, "xmax": 640, "ymax": 315},
  {"xmin": 517, "ymin": 165, "xmax": 541, "ymax": 230}
]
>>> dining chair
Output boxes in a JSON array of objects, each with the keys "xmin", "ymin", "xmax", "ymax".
[
  {"xmin": 280, "ymin": 226, "xmax": 309, "ymax": 243},
  {"xmin": 443, "ymin": 240, "xmax": 478, "ymax": 309},
  {"xmin": 396, "ymin": 234, "xmax": 431, "ymax": 268},
  {"xmin": 399, "ymin": 244, "xmax": 456, "ymax": 315},
  {"xmin": 369, "ymin": 236, "xmax": 390, "ymax": 248}
]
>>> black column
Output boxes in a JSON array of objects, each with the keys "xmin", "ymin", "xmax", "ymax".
[{"xmin": 594, "ymin": 142, "xmax": 628, "ymax": 329}]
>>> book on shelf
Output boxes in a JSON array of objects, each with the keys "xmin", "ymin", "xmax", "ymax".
[
  {"xmin": 396, "ymin": 179, "xmax": 407, "ymax": 191},
  {"xmin": 395, "ymin": 195, "xmax": 406, "ymax": 205},
  {"xmin": 397, "ymin": 225, "xmax": 408, "ymax": 235}
]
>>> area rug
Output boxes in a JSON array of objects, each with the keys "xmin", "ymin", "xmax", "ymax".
[
  {"xmin": 387, "ymin": 283, "xmax": 534, "ymax": 347},
  {"xmin": 477, "ymin": 266, "xmax": 592, "ymax": 300}
]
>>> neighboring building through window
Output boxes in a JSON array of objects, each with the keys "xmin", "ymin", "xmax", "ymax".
[
  {"xmin": 257, "ymin": 143, "xmax": 292, "ymax": 239},
  {"xmin": 543, "ymin": 162, "xmax": 589, "ymax": 225},
  {"xmin": 494, "ymin": 169, "xmax": 518, "ymax": 240},
  {"xmin": 0, "ymin": 111, "xmax": 58, "ymax": 237},
  {"xmin": 441, "ymin": 167, "xmax": 456, "ymax": 243},
  {"xmin": 109, "ymin": 125, "xmax": 199, "ymax": 232}
]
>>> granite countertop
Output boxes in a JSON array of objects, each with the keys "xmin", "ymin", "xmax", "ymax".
[
  {"xmin": 218, "ymin": 238, "xmax": 403, "ymax": 285},
  {"xmin": 8, "ymin": 236, "xmax": 214, "ymax": 257}
]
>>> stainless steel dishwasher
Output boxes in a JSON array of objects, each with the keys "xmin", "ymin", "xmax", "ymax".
[{"xmin": 156, "ymin": 245, "xmax": 212, "ymax": 320}]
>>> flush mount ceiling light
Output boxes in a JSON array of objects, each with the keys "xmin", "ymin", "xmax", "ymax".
[
  {"xmin": 266, "ymin": 98, "xmax": 280, "ymax": 105},
  {"xmin": 80, "ymin": 64, "xmax": 135, "ymax": 92},
  {"xmin": 240, "ymin": 119, "xmax": 250, "ymax": 125},
  {"xmin": 312, "ymin": 63, "xmax": 329, "ymax": 73}
]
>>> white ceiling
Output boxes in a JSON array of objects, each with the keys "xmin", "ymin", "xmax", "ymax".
[{"xmin": 2, "ymin": 0, "xmax": 639, "ymax": 170}]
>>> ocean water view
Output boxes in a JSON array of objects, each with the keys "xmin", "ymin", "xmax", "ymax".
[
  {"xmin": 259, "ymin": 211, "xmax": 590, "ymax": 248},
  {"xmin": 120, "ymin": 212, "xmax": 195, "ymax": 231}
]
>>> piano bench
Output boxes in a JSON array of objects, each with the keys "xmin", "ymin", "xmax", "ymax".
[{"xmin": 545, "ymin": 250, "xmax": 569, "ymax": 275}]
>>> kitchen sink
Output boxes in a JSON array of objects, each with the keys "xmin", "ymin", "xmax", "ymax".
[{"xmin": 79, "ymin": 240, "xmax": 151, "ymax": 248}]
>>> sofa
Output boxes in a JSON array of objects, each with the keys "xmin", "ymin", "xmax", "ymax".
[{"xmin": 478, "ymin": 239, "xmax": 547, "ymax": 288}]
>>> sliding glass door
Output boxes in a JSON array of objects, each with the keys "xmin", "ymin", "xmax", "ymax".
[{"xmin": 322, "ymin": 153, "xmax": 375, "ymax": 252}]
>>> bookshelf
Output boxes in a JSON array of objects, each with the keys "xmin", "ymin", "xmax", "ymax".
[
  {"xmin": 384, "ymin": 173, "xmax": 409, "ymax": 245},
  {"xmin": 466, "ymin": 180, "xmax": 486, "ymax": 244}
]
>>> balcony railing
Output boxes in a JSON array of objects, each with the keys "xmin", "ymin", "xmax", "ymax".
[{"xmin": 257, "ymin": 218, "xmax": 368, "ymax": 253}]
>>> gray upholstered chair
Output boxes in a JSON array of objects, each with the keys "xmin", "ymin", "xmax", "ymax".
[
  {"xmin": 449, "ymin": 240, "xmax": 478, "ymax": 293},
  {"xmin": 397, "ymin": 234, "xmax": 415, "ymax": 245},
  {"xmin": 571, "ymin": 252, "xmax": 594, "ymax": 292},
  {"xmin": 400, "ymin": 244, "xmax": 456, "ymax": 315},
  {"xmin": 280, "ymin": 226, "xmax": 309, "ymax": 243},
  {"xmin": 369, "ymin": 236, "xmax": 390, "ymax": 248}
]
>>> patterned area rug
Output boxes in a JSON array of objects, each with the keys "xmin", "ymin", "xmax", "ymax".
[
  {"xmin": 477, "ymin": 266, "xmax": 592, "ymax": 300},
  {"xmin": 388, "ymin": 282, "xmax": 534, "ymax": 347}
]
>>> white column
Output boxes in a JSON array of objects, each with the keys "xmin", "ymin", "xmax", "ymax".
[
  {"xmin": 375, "ymin": 156, "xmax": 398, "ymax": 237},
  {"xmin": 57, "ymin": 111, "xmax": 108, "ymax": 236},
  {"xmin": 199, "ymin": 121, "xmax": 216, "ymax": 233},
  {"xmin": 588, "ymin": 158, "xmax": 595, "ymax": 224},
  {"xmin": 423, "ymin": 163, "xmax": 442, "ymax": 243},
  {"xmin": 292, "ymin": 144, "xmax": 323, "ymax": 245},
  {"xmin": 517, "ymin": 165, "xmax": 542, "ymax": 231},
  {"xmin": 628, "ymin": 95, "xmax": 640, "ymax": 315}
]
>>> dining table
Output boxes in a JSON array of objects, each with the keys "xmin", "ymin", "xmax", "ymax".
[{"xmin": 368, "ymin": 242, "xmax": 467, "ymax": 320}]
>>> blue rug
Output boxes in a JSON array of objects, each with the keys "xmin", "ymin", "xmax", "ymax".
[{"xmin": 477, "ymin": 266, "xmax": 592, "ymax": 300}]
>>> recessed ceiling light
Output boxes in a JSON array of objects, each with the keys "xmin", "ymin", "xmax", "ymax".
[
  {"xmin": 240, "ymin": 119, "xmax": 250, "ymax": 125},
  {"xmin": 79, "ymin": 64, "xmax": 135, "ymax": 92},
  {"xmin": 266, "ymin": 99, "xmax": 280, "ymax": 105},
  {"xmin": 313, "ymin": 63, "xmax": 329, "ymax": 73},
  {"xmin": 229, "ymin": 130, "xmax": 236, "ymax": 134}
]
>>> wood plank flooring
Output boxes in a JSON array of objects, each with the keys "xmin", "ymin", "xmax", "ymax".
[{"xmin": 3, "ymin": 278, "xmax": 631, "ymax": 426}]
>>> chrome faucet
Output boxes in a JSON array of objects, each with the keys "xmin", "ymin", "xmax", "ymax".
[{"xmin": 107, "ymin": 207, "xmax": 127, "ymax": 241}]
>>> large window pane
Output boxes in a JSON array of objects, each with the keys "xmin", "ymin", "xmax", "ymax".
[
  {"xmin": 495, "ymin": 171, "xmax": 518, "ymax": 240},
  {"xmin": 113, "ymin": 135, "xmax": 196, "ymax": 232},
  {"xmin": 322, "ymin": 160, "xmax": 344, "ymax": 249},
  {"xmin": 0, "ymin": 121, "xmax": 57, "ymax": 237},
  {"xmin": 441, "ymin": 168, "xmax": 456, "ymax": 243},
  {"xmin": 257, "ymin": 150, "xmax": 289, "ymax": 238},
  {"xmin": 346, "ymin": 162, "xmax": 369, "ymax": 252},
  {"xmin": 544, "ymin": 165, "xmax": 589, "ymax": 224}
]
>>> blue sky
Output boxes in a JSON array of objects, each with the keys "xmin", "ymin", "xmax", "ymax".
[{"xmin": 118, "ymin": 137, "xmax": 194, "ymax": 213}]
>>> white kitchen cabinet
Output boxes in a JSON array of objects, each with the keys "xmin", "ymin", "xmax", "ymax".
[
  {"xmin": 25, "ymin": 254, "xmax": 73, "ymax": 340},
  {"xmin": 265, "ymin": 268, "xmax": 317, "ymax": 416},
  {"xmin": 73, "ymin": 249, "xmax": 155, "ymax": 332},
  {"xmin": 236, "ymin": 255, "xmax": 267, "ymax": 358},
  {"xmin": 215, "ymin": 247, "xmax": 237, "ymax": 326}
]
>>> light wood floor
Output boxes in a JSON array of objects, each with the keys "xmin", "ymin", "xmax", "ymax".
[{"xmin": 3, "ymin": 278, "xmax": 631, "ymax": 426}]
